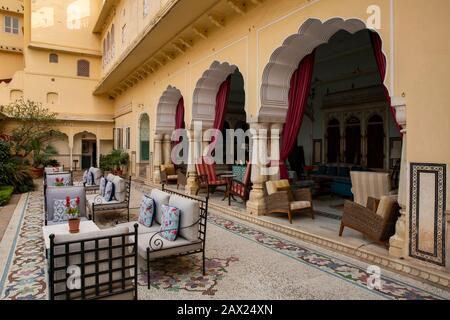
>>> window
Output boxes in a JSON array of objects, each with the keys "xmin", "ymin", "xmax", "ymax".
[
  {"xmin": 47, "ymin": 92, "xmax": 59, "ymax": 105},
  {"xmin": 143, "ymin": 0, "xmax": 149, "ymax": 17},
  {"xmin": 49, "ymin": 53, "xmax": 58, "ymax": 63},
  {"xmin": 126, "ymin": 127, "xmax": 131, "ymax": 150},
  {"xmin": 121, "ymin": 24, "xmax": 127, "ymax": 45},
  {"xmin": 139, "ymin": 114, "xmax": 150, "ymax": 161},
  {"xmin": 4, "ymin": 16, "xmax": 19, "ymax": 34},
  {"xmin": 77, "ymin": 59, "xmax": 90, "ymax": 77}
]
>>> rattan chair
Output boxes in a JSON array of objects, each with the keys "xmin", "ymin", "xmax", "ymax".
[
  {"xmin": 265, "ymin": 179, "xmax": 314, "ymax": 224},
  {"xmin": 339, "ymin": 195, "xmax": 400, "ymax": 243}
]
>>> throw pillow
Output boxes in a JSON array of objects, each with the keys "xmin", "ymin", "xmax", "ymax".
[
  {"xmin": 138, "ymin": 196, "xmax": 155, "ymax": 227},
  {"xmin": 82, "ymin": 170, "xmax": 89, "ymax": 184},
  {"xmin": 99, "ymin": 177, "xmax": 107, "ymax": 197},
  {"xmin": 159, "ymin": 204, "xmax": 180, "ymax": 242},
  {"xmin": 53, "ymin": 198, "xmax": 79, "ymax": 223},
  {"xmin": 103, "ymin": 181, "xmax": 115, "ymax": 202}
]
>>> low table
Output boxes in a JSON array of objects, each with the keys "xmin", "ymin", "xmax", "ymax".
[{"xmin": 42, "ymin": 220, "xmax": 100, "ymax": 250}]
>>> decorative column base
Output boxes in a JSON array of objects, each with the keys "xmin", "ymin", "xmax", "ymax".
[
  {"xmin": 185, "ymin": 172, "xmax": 199, "ymax": 195},
  {"xmin": 389, "ymin": 208, "xmax": 407, "ymax": 258},
  {"xmin": 246, "ymin": 194, "xmax": 266, "ymax": 216},
  {"xmin": 153, "ymin": 166, "xmax": 161, "ymax": 184}
]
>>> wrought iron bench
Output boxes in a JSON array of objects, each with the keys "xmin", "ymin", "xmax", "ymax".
[
  {"xmin": 86, "ymin": 175, "xmax": 132, "ymax": 223},
  {"xmin": 117, "ymin": 185, "xmax": 208, "ymax": 289},
  {"xmin": 47, "ymin": 224, "xmax": 138, "ymax": 300}
]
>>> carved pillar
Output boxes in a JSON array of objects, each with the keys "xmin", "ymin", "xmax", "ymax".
[
  {"xmin": 162, "ymin": 134, "xmax": 172, "ymax": 165},
  {"xmin": 153, "ymin": 133, "xmax": 163, "ymax": 183},
  {"xmin": 269, "ymin": 123, "xmax": 283, "ymax": 181},
  {"xmin": 247, "ymin": 122, "xmax": 270, "ymax": 216},
  {"xmin": 389, "ymin": 98, "xmax": 408, "ymax": 258},
  {"xmin": 68, "ymin": 135, "xmax": 74, "ymax": 171},
  {"xmin": 446, "ymin": 211, "xmax": 450, "ymax": 272},
  {"xmin": 186, "ymin": 128, "xmax": 201, "ymax": 195}
]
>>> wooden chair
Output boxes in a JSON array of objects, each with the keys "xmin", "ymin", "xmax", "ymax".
[
  {"xmin": 265, "ymin": 179, "xmax": 314, "ymax": 224},
  {"xmin": 339, "ymin": 195, "xmax": 400, "ymax": 244},
  {"xmin": 160, "ymin": 164, "xmax": 178, "ymax": 185},
  {"xmin": 228, "ymin": 163, "xmax": 252, "ymax": 205},
  {"xmin": 195, "ymin": 157, "xmax": 228, "ymax": 197}
]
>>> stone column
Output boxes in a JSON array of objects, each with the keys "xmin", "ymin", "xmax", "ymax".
[
  {"xmin": 389, "ymin": 97, "xmax": 408, "ymax": 258},
  {"xmin": 96, "ymin": 138, "xmax": 101, "ymax": 168},
  {"xmin": 162, "ymin": 134, "xmax": 172, "ymax": 165},
  {"xmin": 68, "ymin": 134, "xmax": 74, "ymax": 171},
  {"xmin": 269, "ymin": 123, "xmax": 283, "ymax": 181},
  {"xmin": 153, "ymin": 133, "xmax": 163, "ymax": 183},
  {"xmin": 186, "ymin": 128, "xmax": 201, "ymax": 195},
  {"xmin": 247, "ymin": 122, "xmax": 270, "ymax": 216}
]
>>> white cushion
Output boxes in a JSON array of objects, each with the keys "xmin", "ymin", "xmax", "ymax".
[
  {"xmin": 116, "ymin": 221, "xmax": 161, "ymax": 235},
  {"xmin": 112, "ymin": 176, "xmax": 126, "ymax": 202},
  {"xmin": 168, "ymin": 194, "xmax": 200, "ymax": 242},
  {"xmin": 167, "ymin": 175, "xmax": 178, "ymax": 180},
  {"xmin": 290, "ymin": 201, "xmax": 311, "ymax": 211},
  {"xmin": 150, "ymin": 189, "xmax": 170, "ymax": 225},
  {"xmin": 106, "ymin": 174, "xmax": 115, "ymax": 182},
  {"xmin": 136, "ymin": 232, "xmax": 202, "ymax": 260},
  {"xmin": 89, "ymin": 168, "xmax": 102, "ymax": 185}
]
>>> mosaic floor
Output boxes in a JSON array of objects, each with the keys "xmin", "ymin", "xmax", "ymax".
[{"xmin": 0, "ymin": 185, "xmax": 449, "ymax": 300}]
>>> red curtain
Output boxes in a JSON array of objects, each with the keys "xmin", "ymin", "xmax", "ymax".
[
  {"xmin": 213, "ymin": 75, "xmax": 232, "ymax": 132},
  {"xmin": 279, "ymin": 53, "xmax": 316, "ymax": 179},
  {"xmin": 369, "ymin": 31, "xmax": 402, "ymax": 134},
  {"xmin": 211, "ymin": 75, "xmax": 232, "ymax": 149},
  {"xmin": 175, "ymin": 97, "xmax": 185, "ymax": 130}
]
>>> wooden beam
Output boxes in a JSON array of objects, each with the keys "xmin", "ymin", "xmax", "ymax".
[
  {"xmin": 208, "ymin": 14, "xmax": 225, "ymax": 28},
  {"xmin": 172, "ymin": 42, "xmax": 186, "ymax": 54},
  {"xmin": 227, "ymin": 0, "xmax": 246, "ymax": 14},
  {"xmin": 179, "ymin": 38, "xmax": 192, "ymax": 48},
  {"xmin": 192, "ymin": 26, "xmax": 207, "ymax": 39}
]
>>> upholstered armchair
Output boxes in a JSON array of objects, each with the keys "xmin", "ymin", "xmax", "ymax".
[
  {"xmin": 195, "ymin": 157, "xmax": 227, "ymax": 197},
  {"xmin": 339, "ymin": 195, "xmax": 400, "ymax": 243},
  {"xmin": 265, "ymin": 179, "xmax": 314, "ymax": 224},
  {"xmin": 160, "ymin": 164, "xmax": 178, "ymax": 185}
]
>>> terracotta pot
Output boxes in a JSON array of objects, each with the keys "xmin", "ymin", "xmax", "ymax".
[
  {"xmin": 29, "ymin": 167, "xmax": 44, "ymax": 179},
  {"xmin": 68, "ymin": 218, "xmax": 81, "ymax": 234}
]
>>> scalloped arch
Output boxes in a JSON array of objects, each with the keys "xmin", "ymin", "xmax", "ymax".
[
  {"xmin": 259, "ymin": 18, "xmax": 386, "ymax": 122},
  {"xmin": 191, "ymin": 61, "xmax": 237, "ymax": 129},
  {"xmin": 155, "ymin": 86, "xmax": 183, "ymax": 134}
]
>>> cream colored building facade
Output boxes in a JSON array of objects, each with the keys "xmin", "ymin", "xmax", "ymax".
[{"xmin": 0, "ymin": 0, "xmax": 449, "ymax": 278}]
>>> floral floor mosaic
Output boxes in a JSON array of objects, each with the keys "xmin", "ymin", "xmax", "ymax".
[{"xmin": 0, "ymin": 189, "xmax": 449, "ymax": 300}]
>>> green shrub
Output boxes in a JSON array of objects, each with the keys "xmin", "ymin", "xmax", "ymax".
[
  {"xmin": 0, "ymin": 186, "xmax": 14, "ymax": 206},
  {"xmin": 0, "ymin": 141, "xmax": 35, "ymax": 193},
  {"xmin": 100, "ymin": 149, "xmax": 129, "ymax": 172}
]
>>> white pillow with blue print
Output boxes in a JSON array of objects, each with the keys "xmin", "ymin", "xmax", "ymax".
[
  {"xmin": 103, "ymin": 181, "xmax": 115, "ymax": 202},
  {"xmin": 99, "ymin": 177, "xmax": 107, "ymax": 197},
  {"xmin": 82, "ymin": 170, "xmax": 89, "ymax": 184},
  {"xmin": 53, "ymin": 198, "xmax": 78, "ymax": 223},
  {"xmin": 159, "ymin": 204, "xmax": 181, "ymax": 242},
  {"xmin": 138, "ymin": 196, "xmax": 155, "ymax": 227}
]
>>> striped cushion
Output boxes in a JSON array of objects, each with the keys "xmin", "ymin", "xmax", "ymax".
[
  {"xmin": 231, "ymin": 183, "xmax": 245, "ymax": 196},
  {"xmin": 350, "ymin": 172, "xmax": 391, "ymax": 206}
]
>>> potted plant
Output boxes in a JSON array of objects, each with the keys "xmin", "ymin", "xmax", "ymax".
[
  {"xmin": 29, "ymin": 141, "xmax": 58, "ymax": 178},
  {"xmin": 100, "ymin": 149, "xmax": 129, "ymax": 176},
  {"xmin": 66, "ymin": 196, "xmax": 81, "ymax": 233}
]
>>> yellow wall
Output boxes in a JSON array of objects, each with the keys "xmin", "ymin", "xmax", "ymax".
[{"xmin": 0, "ymin": 51, "xmax": 23, "ymax": 79}]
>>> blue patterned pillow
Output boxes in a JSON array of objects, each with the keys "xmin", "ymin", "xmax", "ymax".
[
  {"xmin": 139, "ymin": 196, "xmax": 155, "ymax": 227},
  {"xmin": 103, "ymin": 181, "xmax": 115, "ymax": 202},
  {"xmin": 53, "ymin": 198, "xmax": 78, "ymax": 223},
  {"xmin": 159, "ymin": 205, "xmax": 180, "ymax": 242}
]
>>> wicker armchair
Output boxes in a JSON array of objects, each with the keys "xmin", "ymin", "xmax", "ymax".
[
  {"xmin": 160, "ymin": 164, "xmax": 178, "ymax": 185},
  {"xmin": 265, "ymin": 180, "xmax": 314, "ymax": 224},
  {"xmin": 339, "ymin": 195, "xmax": 400, "ymax": 243}
]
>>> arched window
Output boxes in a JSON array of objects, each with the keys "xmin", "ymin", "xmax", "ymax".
[
  {"xmin": 327, "ymin": 119, "xmax": 341, "ymax": 163},
  {"xmin": 367, "ymin": 114, "xmax": 385, "ymax": 169},
  {"xmin": 67, "ymin": 2, "xmax": 81, "ymax": 30},
  {"xmin": 49, "ymin": 53, "xmax": 58, "ymax": 63},
  {"xmin": 77, "ymin": 59, "xmax": 90, "ymax": 77},
  {"xmin": 10, "ymin": 89, "xmax": 23, "ymax": 101},
  {"xmin": 139, "ymin": 114, "xmax": 150, "ymax": 161},
  {"xmin": 345, "ymin": 116, "xmax": 362, "ymax": 165},
  {"xmin": 47, "ymin": 92, "xmax": 59, "ymax": 105}
]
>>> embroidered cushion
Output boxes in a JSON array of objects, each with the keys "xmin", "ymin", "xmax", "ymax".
[
  {"xmin": 159, "ymin": 205, "xmax": 180, "ymax": 242},
  {"xmin": 99, "ymin": 177, "xmax": 107, "ymax": 197},
  {"xmin": 139, "ymin": 196, "xmax": 155, "ymax": 227},
  {"xmin": 53, "ymin": 198, "xmax": 79, "ymax": 223},
  {"xmin": 103, "ymin": 181, "xmax": 115, "ymax": 202}
]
